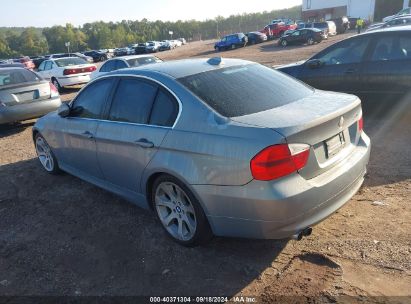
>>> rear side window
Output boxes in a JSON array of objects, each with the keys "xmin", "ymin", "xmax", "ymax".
[
  {"xmin": 370, "ymin": 34, "xmax": 411, "ymax": 61},
  {"xmin": 71, "ymin": 79, "xmax": 114, "ymax": 119},
  {"xmin": 178, "ymin": 64, "xmax": 313, "ymax": 117},
  {"xmin": 149, "ymin": 90, "xmax": 179, "ymax": 127},
  {"xmin": 108, "ymin": 78, "xmax": 158, "ymax": 124}
]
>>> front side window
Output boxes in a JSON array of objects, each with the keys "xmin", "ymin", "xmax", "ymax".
[
  {"xmin": 70, "ymin": 79, "xmax": 114, "ymax": 119},
  {"xmin": 115, "ymin": 60, "xmax": 128, "ymax": 69},
  {"xmin": 178, "ymin": 64, "xmax": 313, "ymax": 117},
  {"xmin": 100, "ymin": 60, "xmax": 116, "ymax": 72},
  {"xmin": 108, "ymin": 78, "xmax": 158, "ymax": 124},
  {"xmin": 314, "ymin": 36, "xmax": 370, "ymax": 65}
]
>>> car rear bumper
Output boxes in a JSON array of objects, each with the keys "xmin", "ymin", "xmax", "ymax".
[
  {"xmin": 58, "ymin": 74, "xmax": 91, "ymax": 87},
  {"xmin": 193, "ymin": 132, "xmax": 371, "ymax": 239},
  {"xmin": 0, "ymin": 96, "xmax": 62, "ymax": 124}
]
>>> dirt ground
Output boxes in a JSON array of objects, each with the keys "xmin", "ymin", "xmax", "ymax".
[{"xmin": 0, "ymin": 32, "xmax": 410, "ymax": 302}]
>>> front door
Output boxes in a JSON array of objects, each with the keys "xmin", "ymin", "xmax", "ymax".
[
  {"xmin": 54, "ymin": 78, "xmax": 115, "ymax": 179},
  {"xmin": 95, "ymin": 77, "xmax": 179, "ymax": 194},
  {"xmin": 299, "ymin": 35, "xmax": 372, "ymax": 95}
]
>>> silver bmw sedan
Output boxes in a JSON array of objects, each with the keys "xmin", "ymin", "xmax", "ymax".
[{"xmin": 33, "ymin": 58, "xmax": 371, "ymax": 247}]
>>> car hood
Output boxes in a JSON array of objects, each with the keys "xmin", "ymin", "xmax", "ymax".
[{"xmin": 273, "ymin": 60, "xmax": 306, "ymax": 69}]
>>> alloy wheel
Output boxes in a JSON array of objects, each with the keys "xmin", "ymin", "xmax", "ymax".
[
  {"xmin": 155, "ymin": 182, "xmax": 197, "ymax": 241},
  {"xmin": 35, "ymin": 136, "xmax": 54, "ymax": 172}
]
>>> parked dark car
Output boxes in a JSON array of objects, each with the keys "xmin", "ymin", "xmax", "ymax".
[
  {"xmin": 0, "ymin": 68, "xmax": 61, "ymax": 124},
  {"xmin": 135, "ymin": 43, "xmax": 148, "ymax": 54},
  {"xmin": 299, "ymin": 22, "xmax": 330, "ymax": 38},
  {"xmin": 30, "ymin": 56, "xmax": 46, "ymax": 69},
  {"xmin": 83, "ymin": 50, "xmax": 108, "ymax": 62},
  {"xmin": 277, "ymin": 26, "xmax": 411, "ymax": 117},
  {"xmin": 348, "ymin": 17, "xmax": 359, "ymax": 29},
  {"xmin": 246, "ymin": 32, "xmax": 268, "ymax": 44},
  {"xmin": 279, "ymin": 28, "xmax": 323, "ymax": 47},
  {"xmin": 214, "ymin": 33, "xmax": 247, "ymax": 51},
  {"xmin": 329, "ymin": 16, "xmax": 350, "ymax": 34},
  {"xmin": 366, "ymin": 15, "xmax": 411, "ymax": 32}
]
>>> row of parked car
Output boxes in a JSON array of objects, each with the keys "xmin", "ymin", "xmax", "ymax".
[
  {"xmin": 114, "ymin": 38, "xmax": 187, "ymax": 56},
  {"xmin": 214, "ymin": 17, "xmax": 354, "ymax": 51}
]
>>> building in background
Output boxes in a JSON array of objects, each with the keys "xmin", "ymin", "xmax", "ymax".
[{"xmin": 302, "ymin": 0, "xmax": 410, "ymax": 22}]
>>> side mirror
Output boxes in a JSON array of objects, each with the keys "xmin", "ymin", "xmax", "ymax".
[
  {"xmin": 306, "ymin": 59, "xmax": 322, "ymax": 69},
  {"xmin": 57, "ymin": 103, "xmax": 70, "ymax": 117}
]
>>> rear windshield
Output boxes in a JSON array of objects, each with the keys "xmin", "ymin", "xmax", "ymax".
[
  {"xmin": 0, "ymin": 69, "xmax": 41, "ymax": 86},
  {"xmin": 55, "ymin": 58, "xmax": 87, "ymax": 67},
  {"xmin": 178, "ymin": 64, "xmax": 313, "ymax": 117},
  {"xmin": 126, "ymin": 57, "xmax": 162, "ymax": 67}
]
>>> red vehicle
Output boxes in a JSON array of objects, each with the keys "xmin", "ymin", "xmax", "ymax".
[
  {"xmin": 14, "ymin": 56, "xmax": 35, "ymax": 70},
  {"xmin": 260, "ymin": 22, "xmax": 297, "ymax": 39}
]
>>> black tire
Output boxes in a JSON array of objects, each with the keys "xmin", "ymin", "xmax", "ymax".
[
  {"xmin": 281, "ymin": 39, "xmax": 288, "ymax": 47},
  {"xmin": 51, "ymin": 78, "xmax": 63, "ymax": 93},
  {"xmin": 215, "ymin": 47, "xmax": 221, "ymax": 52},
  {"xmin": 307, "ymin": 37, "xmax": 314, "ymax": 45},
  {"xmin": 34, "ymin": 133, "xmax": 61, "ymax": 175},
  {"xmin": 231, "ymin": 44, "xmax": 236, "ymax": 50},
  {"xmin": 100, "ymin": 56, "xmax": 105, "ymax": 62},
  {"xmin": 151, "ymin": 174, "xmax": 213, "ymax": 247}
]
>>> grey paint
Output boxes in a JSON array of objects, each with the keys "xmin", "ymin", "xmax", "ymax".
[{"xmin": 33, "ymin": 59, "xmax": 371, "ymax": 239}]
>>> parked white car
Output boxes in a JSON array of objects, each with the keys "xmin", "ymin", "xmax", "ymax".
[
  {"xmin": 37, "ymin": 57, "xmax": 96, "ymax": 92},
  {"xmin": 145, "ymin": 41, "xmax": 161, "ymax": 53},
  {"xmin": 90, "ymin": 55, "xmax": 163, "ymax": 80},
  {"xmin": 326, "ymin": 21, "xmax": 337, "ymax": 36},
  {"xmin": 383, "ymin": 7, "xmax": 411, "ymax": 22},
  {"xmin": 171, "ymin": 40, "xmax": 183, "ymax": 47}
]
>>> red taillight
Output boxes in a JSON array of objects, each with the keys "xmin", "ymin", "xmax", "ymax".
[
  {"xmin": 63, "ymin": 66, "xmax": 96, "ymax": 75},
  {"xmin": 49, "ymin": 82, "xmax": 59, "ymax": 96},
  {"xmin": 358, "ymin": 115, "xmax": 364, "ymax": 133},
  {"xmin": 250, "ymin": 144, "xmax": 310, "ymax": 181}
]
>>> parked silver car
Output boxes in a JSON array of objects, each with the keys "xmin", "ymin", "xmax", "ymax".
[
  {"xmin": 0, "ymin": 68, "xmax": 61, "ymax": 124},
  {"xmin": 32, "ymin": 58, "xmax": 370, "ymax": 246}
]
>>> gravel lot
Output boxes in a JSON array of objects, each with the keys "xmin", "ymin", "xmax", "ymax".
[{"xmin": 1, "ymin": 33, "xmax": 410, "ymax": 301}]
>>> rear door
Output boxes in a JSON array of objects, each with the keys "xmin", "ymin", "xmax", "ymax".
[
  {"xmin": 360, "ymin": 31, "xmax": 411, "ymax": 111},
  {"xmin": 299, "ymin": 35, "xmax": 372, "ymax": 94},
  {"xmin": 95, "ymin": 77, "xmax": 179, "ymax": 193}
]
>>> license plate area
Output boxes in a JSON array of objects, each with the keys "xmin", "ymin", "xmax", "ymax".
[{"xmin": 325, "ymin": 132, "xmax": 345, "ymax": 158}]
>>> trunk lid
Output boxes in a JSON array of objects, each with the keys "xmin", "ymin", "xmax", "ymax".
[
  {"xmin": 0, "ymin": 80, "xmax": 51, "ymax": 106},
  {"xmin": 230, "ymin": 90, "xmax": 362, "ymax": 179}
]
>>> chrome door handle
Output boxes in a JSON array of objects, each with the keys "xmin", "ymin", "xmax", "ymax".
[
  {"xmin": 81, "ymin": 131, "xmax": 94, "ymax": 139},
  {"xmin": 344, "ymin": 69, "xmax": 356, "ymax": 74},
  {"xmin": 134, "ymin": 138, "xmax": 154, "ymax": 148}
]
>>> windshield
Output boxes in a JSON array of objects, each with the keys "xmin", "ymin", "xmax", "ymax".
[
  {"xmin": 55, "ymin": 58, "xmax": 87, "ymax": 67},
  {"xmin": 178, "ymin": 64, "xmax": 313, "ymax": 117}
]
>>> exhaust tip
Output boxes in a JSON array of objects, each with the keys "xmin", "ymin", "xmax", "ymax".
[
  {"xmin": 291, "ymin": 227, "xmax": 313, "ymax": 241},
  {"xmin": 291, "ymin": 232, "xmax": 303, "ymax": 241}
]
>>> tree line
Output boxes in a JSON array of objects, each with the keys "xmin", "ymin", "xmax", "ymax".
[{"xmin": 0, "ymin": 5, "xmax": 301, "ymax": 58}]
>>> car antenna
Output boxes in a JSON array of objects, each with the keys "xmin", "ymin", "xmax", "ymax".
[{"xmin": 207, "ymin": 57, "xmax": 224, "ymax": 66}]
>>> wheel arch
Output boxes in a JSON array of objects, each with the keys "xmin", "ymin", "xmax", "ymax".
[{"xmin": 143, "ymin": 170, "xmax": 210, "ymax": 216}]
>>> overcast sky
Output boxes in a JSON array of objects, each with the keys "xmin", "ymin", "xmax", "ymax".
[{"xmin": 0, "ymin": 0, "xmax": 301, "ymax": 27}]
